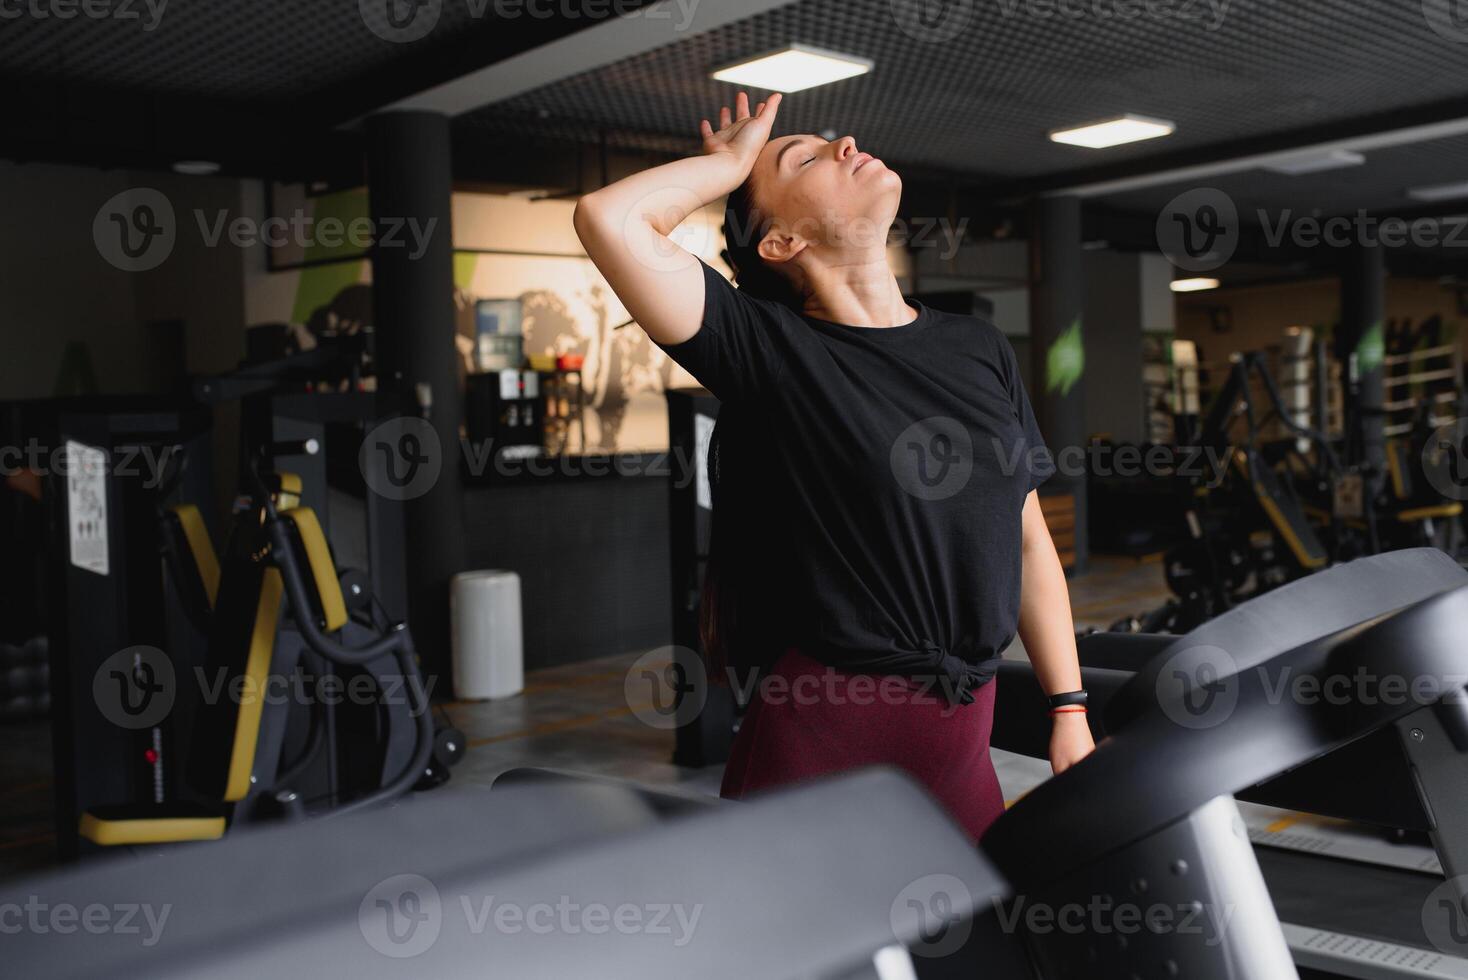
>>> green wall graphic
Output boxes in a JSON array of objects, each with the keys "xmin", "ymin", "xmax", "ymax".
[
  {"xmin": 454, "ymin": 252, "xmax": 480, "ymax": 291},
  {"xmin": 1355, "ymin": 320, "xmax": 1385, "ymax": 374},
  {"xmin": 1045, "ymin": 318, "xmax": 1085, "ymax": 397}
]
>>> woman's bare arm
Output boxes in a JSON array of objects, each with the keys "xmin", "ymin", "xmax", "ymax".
[
  {"xmin": 572, "ymin": 92, "xmax": 781, "ymax": 346},
  {"xmin": 1017, "ymin": 490, "xmax": 1095, "ymax": 773}
]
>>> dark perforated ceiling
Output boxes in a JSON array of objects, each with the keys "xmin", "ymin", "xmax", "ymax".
[
  {"xmin": 457, "ymin": 0, "xmax": 1468, "ymax": 195},
  {"xmin": 0, "ymin": 0, "xmax": 647, "ymax": 175},
  {"xmin": 0, "ymin": 0, "xmax": 599, "ymax": 103},
  {"xmin": 3, "ymin": 0, "xmax": 1467, "ymax": 212}
]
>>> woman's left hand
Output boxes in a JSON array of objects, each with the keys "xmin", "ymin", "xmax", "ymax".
[{"xmin": 1048, "ymin": 712, "xmax": 1095, "ymax": 775}]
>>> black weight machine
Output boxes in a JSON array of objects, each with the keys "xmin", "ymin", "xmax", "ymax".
[
  {"xmin": 39, "ymin": 345, "xmax": 465, "ymax": 858},
  {"xmin": 194, "ymin": 347, "xmax": 466, "ymax": 802},
  {"xmin": 39, "ymin": 397, "xmax": 218, "ymax": 858},
  {"xmin": 1115, "ymin": 350, "xmax": 1350, "ymax": 633},
  {"xmin": 73, "ymin": 441, "xmax": 437, "ymax": 846}
]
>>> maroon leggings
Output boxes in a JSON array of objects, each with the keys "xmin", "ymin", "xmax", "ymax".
[{"xmin": 719, "ymin": 648, "xmax": 1005, "ymax": 842}]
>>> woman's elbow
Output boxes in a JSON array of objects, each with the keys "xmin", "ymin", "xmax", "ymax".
[{"xmin": 572, "ymin": 195, "xmax": 604, "ymax": 246}]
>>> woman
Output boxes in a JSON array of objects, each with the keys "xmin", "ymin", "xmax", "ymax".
[{"xmin": 575, "ymin": 92, "xmax": 1093, "ymax": 841}]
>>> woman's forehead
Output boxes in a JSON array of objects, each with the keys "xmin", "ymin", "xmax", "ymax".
[{"xmin": 758, "ymin": 133, "xmax": 826, "ymax": 171}]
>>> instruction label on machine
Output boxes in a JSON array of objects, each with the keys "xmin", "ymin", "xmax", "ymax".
[
  {"xmin": 694, "ymin": 413, "xmax": 714, "ymax": 511},
  {"xmin": 66, "ymin": 440, "xmax": 109, "ymax": 576}
]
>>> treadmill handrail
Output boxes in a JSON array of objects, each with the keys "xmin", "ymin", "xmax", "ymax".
[
  {"xmin": 1105, "ymin": 548, "xmax": 1467, "ymax": 731},
  {"xmin": 4, "ymin": 770, "xmax": 1009, "ymax": 980},
  {"xmin": 984, "ymin": 583, "xmax": 1468, "ymax": 889}
]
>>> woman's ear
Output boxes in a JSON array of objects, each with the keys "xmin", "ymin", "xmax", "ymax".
[{"xmin": 757, "ymin": 228, "xmax": 808, "ymax": 267}]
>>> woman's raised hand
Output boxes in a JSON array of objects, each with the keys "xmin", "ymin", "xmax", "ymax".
[
  {"xmin": 699, "ymin": 92, "xmax": 782, "ymax": 180},
  {"xmin": 573, "ymin": 92, "xmax": 784, "ymax": 348}
]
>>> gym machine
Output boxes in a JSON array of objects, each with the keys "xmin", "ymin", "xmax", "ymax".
[
  {"xmin": 195, "ymin": 347, "xmax": 410, "ymax": 626},
  {"xmin": 38, "ymin": 397, "xmax": 217, "ymax": 859},
  {"xmin": 998, "ymin": 547, "xmax": 1468, "ymax": 978},
  {"xmin": 1114, "ymin": 348, "xmax": 1352, "ymax": 633},
  {"xmin": 195, "ymin": 349, "xmax": 464, "ymax": 794},
  {"xmin": 13, "ymin": 548, "xmax": 1468, "ymax": 977},
  {"xmin": 664, "ymin": 386, "xmax": 736, "ymax": 767},
  {"xmin": 72, "ymin": 446, "xmax": 441, "ymax": 847}
]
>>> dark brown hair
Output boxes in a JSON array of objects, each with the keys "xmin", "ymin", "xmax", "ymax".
[
  {"xmin": 698, "ymin": 178, "xmax": 800, "ymax": 683},
  {"xmin": 721, "ymin": 178, "xmax": 804, "ymax": 311}
]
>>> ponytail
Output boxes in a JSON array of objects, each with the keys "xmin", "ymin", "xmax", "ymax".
[
  {"xmin": 722, "ymin": 179, "xmax": 804, "ymax": 312},
  {"xmin": 699, "ymin": 179, "xmax": 799, "ymax": 687}
]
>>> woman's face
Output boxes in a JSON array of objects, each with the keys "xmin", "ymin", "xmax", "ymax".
[{"xmin": 747, "ymin": 133, "xmax": 902, "ymax": 263}]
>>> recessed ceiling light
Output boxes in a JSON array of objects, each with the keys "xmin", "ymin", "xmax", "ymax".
[
  {"xmin": 711, "ymin": 44, "xmax": 872, "ymax": 94},
  {"xmin": 1170, "ymin": 277, "xmax": 1220, "ymax": 293},
  {"xmin": 172, "ymin": 160, "xmax": 221, "ymax": 176},
  {"xmin": 1263, "ymin": 149, "xmax": 1365, "ymax": 176},
  {"xmin": 1048, "ymin": 115, "xmax": 1175, "ymax": 149},
  {"xmin": 1408, "ymin": 180, "xmax": 1468, "ymax": 203}
]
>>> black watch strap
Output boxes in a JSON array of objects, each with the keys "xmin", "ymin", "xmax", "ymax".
[{"xmin": 1047, "ymin": 690, "xmax": 1088, "ymax": 710}]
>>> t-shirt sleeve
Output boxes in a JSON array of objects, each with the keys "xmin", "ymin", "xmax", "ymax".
[
  {"xmin": 654, "ymin": 259, "xmax": 787, "ymax": 402},
  {"xmin": 997, "ymin": 332, "xmax": 1052, "ymax": 493}
]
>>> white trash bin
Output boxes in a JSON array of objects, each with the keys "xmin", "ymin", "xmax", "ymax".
[{"xmin": 451, "ymin": 570, "xmax": 524, "ymax": 700}]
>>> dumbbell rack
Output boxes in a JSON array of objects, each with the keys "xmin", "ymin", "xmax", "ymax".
[{"xmin": 0, "ymin": 637, "xmax": 49, "ymax": 723}]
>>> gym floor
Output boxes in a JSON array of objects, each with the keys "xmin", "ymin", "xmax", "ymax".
[{"xmin": 0, "ymin": 553, "xmax": 1168, "ymax": 882}]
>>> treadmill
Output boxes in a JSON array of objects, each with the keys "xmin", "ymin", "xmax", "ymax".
[
  {"xmin": 995, "ymin": 547, "xmax": 1468, "ymax": 979},
  {"xmin": 10, "ymin": 547, "xmax": 1468, "ymax": 978}
]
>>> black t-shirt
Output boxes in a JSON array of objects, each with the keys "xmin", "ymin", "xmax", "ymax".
[{"xmin": 661, "ymin": 260, "xmax": 1050, "ymax": 702}]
